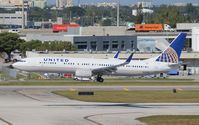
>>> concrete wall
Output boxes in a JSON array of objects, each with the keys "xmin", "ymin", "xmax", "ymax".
[
  {"xmin": 81, "ymin": 26, "xmax": 127, "ymax": 36},
  {"xmin": 177, "ymin": 23, "xmax": 199, "ymax": 31},
  {"xmin": 26, "ymin": 33, "xmax": 74, "ymax": 42}
]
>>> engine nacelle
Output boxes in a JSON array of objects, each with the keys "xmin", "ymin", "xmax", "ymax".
[
  {"xmin": 73, "ymin": 77, "xmax": 91, "ymax": 81},
  {"xmin": 75, "ymin": 69, "xmax": 92, "ymax": 78}
]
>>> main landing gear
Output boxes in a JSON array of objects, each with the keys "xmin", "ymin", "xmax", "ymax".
[{"xmin": 96, "ymin": 75, "xmax": 104, "ymax": 83}]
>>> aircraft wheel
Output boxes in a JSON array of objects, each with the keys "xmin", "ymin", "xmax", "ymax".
[
  {"xmin": 99, "ymin": 78, "xmax": 104, "ymax": 82},
  {"xmin": 96, "ymin": 77, "xmax": 100, "ymax": 82},
  {"xmin": 100, "ymin": 78, "xmax": 104, "ymax": 82},
  {"xmin": 96, "ymin": 77, "xmax": 104, "ymax": 82}
]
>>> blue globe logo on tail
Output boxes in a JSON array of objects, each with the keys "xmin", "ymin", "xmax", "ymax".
[
  {"xmin": 156, "ymin": 47, "xmax": 178, "ymax": 63},
  {"xmin": 155, "ymin": 33, "xmax": 187, "ymax": 64}
]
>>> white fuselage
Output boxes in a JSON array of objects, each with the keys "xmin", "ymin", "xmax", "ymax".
[{"xmin": 13, "ymin": 57, "xmax": 175, "ymax": 76}]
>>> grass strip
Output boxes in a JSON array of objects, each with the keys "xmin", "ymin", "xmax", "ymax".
[
  {"xmin": 53, "ymin": 90, "xmax": 199, "ymax": 103},
  {"xmin": 137, "ymin": 115, "xmax": 199, "ymax": 125}
]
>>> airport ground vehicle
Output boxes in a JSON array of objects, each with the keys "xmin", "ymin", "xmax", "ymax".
[
  {"xmin": 127, "ymin": 22, "xmax": 174, "ymax": 32},
  {"xmin": 52, "ymin": 23, "xmax": 80, "ymax": 33},
  {"xmin": 8, "ymin": 29, "xmax": 20, "ymax": 33},
  {"xmin": 126, "ymin": 22, "xmax": 136, "ymax": 30}
]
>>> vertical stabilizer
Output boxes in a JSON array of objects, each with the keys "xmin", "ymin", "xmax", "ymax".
[{"xmin": 155, "ymin": 33, "xmax": 187, "ymax": 63}]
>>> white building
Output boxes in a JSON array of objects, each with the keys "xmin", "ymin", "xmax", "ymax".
[
  {"xmin": 0, "ymin": 0, "xmax": 22, "ymax": 7},
  {"xmin": 97, "ymin": 2, "xmax": 117, "ymax": 8},
  {"xmin": 56, "ymin": 0, "xmax": 66, "ymax": 9},
  {"xmin": 0, "ymin": 0, "xmax": 31, "ymax": 8},
  {"xmin": 66, "ymin": 0, "xmax": 73, "ymax": 7},
  {"xmin": 137, "ymin": 1, "xmax": 152, "ymax": 8},
  {"xmin": 132, "ymin": 0, "xmax": 153, "ymax": 16},
  {"xmin": 192, "ymin": 27, "xmax": 199, "ymax": 52},
  {"xmin": 56, "ymin": 0, "xmax": 72, "ymax": 9},
  {"xmin": 132, "ymin": 8, "xmax": 153, "ymax": 16},
  {"xmin": 32, "ymin": 0, "xmax": 47, "ymax": 9},
  {"xmin": 0, "ymin": 11, "xmax": 27, "ymax": 28}
]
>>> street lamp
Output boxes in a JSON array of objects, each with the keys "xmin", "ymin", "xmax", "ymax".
[
  {"xmin": 116, "ymin": 0, "xmax": 120, "ymax": 27},
  {"xmin": 22, "ymin": 0, "xmax": 25, "ymax": 29}
]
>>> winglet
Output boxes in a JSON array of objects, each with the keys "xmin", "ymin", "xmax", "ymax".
[
  {"xmin": 126, "ymin": 53, "xmax": 134, "ymax": 63},
  {"xmin": 114, "ymin": 50, "xmax": 121, "ymax": 59}
]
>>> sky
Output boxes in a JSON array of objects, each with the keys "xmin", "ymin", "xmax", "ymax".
[{"xmin": 48, "ymin": 0, "xmax": 199, "ymax": 5}]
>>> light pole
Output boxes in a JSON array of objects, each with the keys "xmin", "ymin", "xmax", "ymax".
[
  {"xmin": 22, "ymin": 0, "xmax": 25, "ymax": 29},
  {"xmin": 116, "ymin": 0, "xmax": 120, "ymax": 27}
]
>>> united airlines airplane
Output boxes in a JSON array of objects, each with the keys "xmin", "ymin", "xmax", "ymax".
[{"xmin": 12, "ymin": 33, "xmax": 187, "ymax": 82}]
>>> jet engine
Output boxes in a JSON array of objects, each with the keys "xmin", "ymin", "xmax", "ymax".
[{"xmin": 74, "ymin": 69, "xmax": 92, "ymax": 81}]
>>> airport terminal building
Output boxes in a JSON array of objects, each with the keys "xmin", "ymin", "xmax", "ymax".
[
  {"xmin": 73, "ymin": 35, "xmax": 137, "ymax": 51},
  {"xmin": 24, "ymin": 30, "xmax": 137, "ymax": 51}
]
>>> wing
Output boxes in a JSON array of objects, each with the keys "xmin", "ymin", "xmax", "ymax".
[{"xmin": 92, "ymin": 53, "xmax": 134, "ymax": 75}]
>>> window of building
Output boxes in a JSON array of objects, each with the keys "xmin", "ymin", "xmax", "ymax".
[
  {"xmin": 112, "ymin": 41, "xmax": 118, "ymax": 44},
  {"xmin": 112, "ymin": 41, "xmax": 118, "ymax": 50},
  {"xmin": 75, "ymin": 41, "xmax": 87, "ymax": 50},
  {"xmin": 121, "ymin": 41, "xmax": 125, "ymax": 50},
  {"xmin": 77, "ymin": 45, "xmax": 87, "ymax": 49},
  {"xmin": 75, "ymin": 41, "xmax": 87, "ymax": 44},
  {"xmin": 91, "ymin": 41, "xmax": 97, "ymax": 50},
  {"xmin": 103, "ymin": 41, "xmax": 109, "ymax": 44},
  {"xmin": 112, "ymin": 44, "xmax": 118, "ymax": 49},
  {"xmin": 103, "ymin": 41, "xmax": 109, "ymax": 50}
]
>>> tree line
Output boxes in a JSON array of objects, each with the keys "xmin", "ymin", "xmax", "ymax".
[
  {"xmin": 0, "ymin": 32, "xmax": 76, "ymax": 57},
  {"xmin": 0, "ymin": 3, "xmax": 198, "ymax": 27},
  {"xmin": 145, "ymin": 4, "xmax": 199, "ymax": 27},
  {"xmin": 25, "ymin": 3, "xmax": 199, "ymax": 27}
]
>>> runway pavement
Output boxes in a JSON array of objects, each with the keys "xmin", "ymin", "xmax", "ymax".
[{"xmin": 0, "ymin": 86, "xmax": 199, "ymax": 125}]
